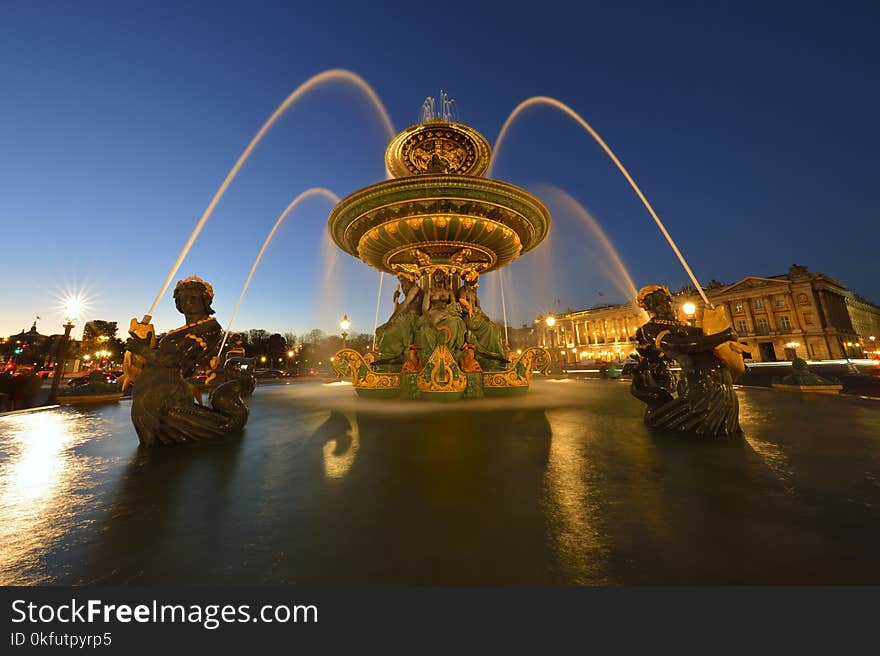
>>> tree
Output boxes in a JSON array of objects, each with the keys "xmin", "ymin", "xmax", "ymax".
[
  {"xmin": 283, "ymin": 332, "xmax": 298, "ymax": 350},
  {"xmin": 77, "ymin": 320, "xmax": 123, "ymax": 368},
  {"xmin": 306, "ymin": 329, "xmax": 325, "ymax": 344}
]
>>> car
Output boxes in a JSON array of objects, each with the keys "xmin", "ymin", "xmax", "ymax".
[
  {"xmin": 36, "ymin": 368, "xmax": 56, "ymax": 379},
  {"xmin": 255, "ymin": 369, "xmax": 285, "ymax": 379},
  {"xmin": 102, "ymin": 371, "xmax": 121, "ymax": 383},
  {"xmin": 67, "ymin": 371, "xmax": 121, "ymax": 386}
]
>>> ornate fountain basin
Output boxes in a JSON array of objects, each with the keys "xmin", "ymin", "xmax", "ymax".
[
  {"xmin": 333, "ymin": 346, "xmax": 552, "ymax": 400},
  {"xmin": 328, "ymin": 175, "xmax": 550, "ymax": 274}
]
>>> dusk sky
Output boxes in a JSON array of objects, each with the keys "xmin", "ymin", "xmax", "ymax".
[{"xmin": 2, "ymin": 1, "xmax": 878, "ymax": 340}]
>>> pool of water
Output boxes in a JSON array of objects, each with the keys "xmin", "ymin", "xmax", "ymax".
[{"xmin": 1, "ymin": 379, "xmax": 879, "ymax": 584}]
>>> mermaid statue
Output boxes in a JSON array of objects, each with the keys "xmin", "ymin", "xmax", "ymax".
[
  {"xmin": 629, "ymin": 285, "xmax": 743, "ymax": 436},
  {"xmin": 125, "ymin": 276, "xmax": 254, "ymax": 446}
]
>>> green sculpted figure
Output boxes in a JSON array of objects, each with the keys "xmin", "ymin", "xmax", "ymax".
[
  {"xmin": 417, "ymin": 268, "xmax": 466, "ymax": 357},
  {"xmin": 457, "ymin": 270, "xmax": 508, "ymax": 370},
  {"xmin": 373, "ymin": 273, "xmax": 422, "ymax": 367}
]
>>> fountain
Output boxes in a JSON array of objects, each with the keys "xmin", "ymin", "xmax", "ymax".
[
  {"xmin": 3, "ymin": 76, "xmax": 879, "ymax": 586},
  {"xmin": 327, "ymin": 97, "xmax": 552, "ymax": 400}
]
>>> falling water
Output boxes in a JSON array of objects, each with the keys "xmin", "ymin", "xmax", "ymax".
[
  {"xmin": 218, "ymin": 188, "xmax": 340, "ymax": 354},
  {"xmin": 491, "ymin": 96, "xmax": 710, "ymax": 306},
  {"xmin": 504, "ymin": 216, "xmax": 560, "ymax": 322},
  {"xmin": 372, "ymin": 272, "xmax": 385, "ymax": 350},
  {"xmin": 144, "ymin": 69, "xmax": 395, "ymax": 321},
  {"xmin": 537, "ymin": 184, "xmax": 648, "ymax": 322},
  {"xmin": 534, "ymin": 184, "xmax": 645, "ymax": 316},
  {"xmin": 498, "ymin": 269, "xmax": 509, "ymax": 345},
  {"xmin": 315, "ymin": 230, "xmax": 343, "ymax": 331}
]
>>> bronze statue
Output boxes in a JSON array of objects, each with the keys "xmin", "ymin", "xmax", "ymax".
[
  {"xmin": 372, "ymin": 273, "xmax": 422, "ymax": 367},
  {"xmin": 629, "ymin": 285, "xmax": 743, "ymax": 436},
  {"xmin": 417, "ymin": 268, "xmax": 466, "ymax": 356},
  {"xmin": 125, "ymin": 277, "xmax": 253, "ymax": 446},
  {"xmin": 457, "ymin": 270, "xmax": 508, "ymax": 369}
]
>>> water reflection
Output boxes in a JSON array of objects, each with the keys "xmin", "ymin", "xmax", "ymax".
[
  {"xmin": 316, "ymin": 411, "xmax": 359, "ymax": 480},
  {"xmin": 739, "ymin": 393, "xmax": 795, "ymax": 493},
  {"xmin": 543, "ymin": 408, "xmax": 608, "ymax": 583},
  {"xmin": 2, "ymin": 382, "xmax": 879, "ymax": 584},
  {"xmin": 79, "ymin": 431, "xmax": 246, "ymax": 584},
  {"xmin": 0, "ymin": 410, "xmax": 95, "ymax": 584}
]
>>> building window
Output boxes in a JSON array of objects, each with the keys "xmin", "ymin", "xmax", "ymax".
[
  {"xmin": 775, "ymin": 297, "xmax": 786, "ymax": 308},
  {"xmin": 734, "ymin": 301, "xmax": 744, "ymax": 313},
  {"xmin": 779, "ymin": 315, "xmax": 791, "ymax": 331},
  {"xmin": 737, "ymin": 319, "xmax": 747, "ymax": 333},
  {"xmin": 803, "ymin": 312, "xmax": 814, "ymax": 325},
  {"xmin": 757, "ymin": 317, "xmax": 769, "ymax": 334},
  {"xmin": 754, "ymin": 298, "xmax": 764, "ymax": 310}
]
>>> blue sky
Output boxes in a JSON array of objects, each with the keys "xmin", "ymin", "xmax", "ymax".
[{"xmin": 2, "ymin": 1, "xmax": 878, "ymax": 338}]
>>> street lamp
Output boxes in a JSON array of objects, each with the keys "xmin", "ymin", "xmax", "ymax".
[
  {"xmin": 681, "ymin": 301, "xmax": 697, "ymax": 326},
  {"xmin": 545, "ymin": 315, "xmax": 556, "ymax": 327},
  {"xmin": 340, "ymin": 314, "xmax": 350, "ymax": 347},
  {"xmin": 48, "ymin": 294, "xmax": 84, "ymax": 404}
]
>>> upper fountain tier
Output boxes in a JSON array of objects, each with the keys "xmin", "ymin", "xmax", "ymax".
[{"xmin": 328, "ymin": 119, "xmax": 550, "ymax": 275}]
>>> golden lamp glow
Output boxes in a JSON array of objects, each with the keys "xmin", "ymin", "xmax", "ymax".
[
  {"xmin": 287, "ymin": 350, "xmax": 294, "ymax": 357},
  {"xmin": 61, "ymin": 294, "xmax": 86, "ymax": 324},
  {"xmin": 545, "ymin": 315, "xmax": 556, "ymax": 327},
  {"xmin": 340, "ymin": 315, "xmax": 351, "ymax": 332},
  {"xmin": 681, "ymin": 301, "xmax": 697, "ymax": 316}
]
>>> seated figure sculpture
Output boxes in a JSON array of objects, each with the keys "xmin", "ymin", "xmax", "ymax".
[
  {"xmin": 630, "ymin": 285, "xmax": 743, "ymax": 436},
  {"xmin": 416, "ymin": 268, "xmax": 466, "ymax": 357},
  {"xmin": 457, "ymin": 270, "xmax": 508, "ymax": 369},
  {"xmin": 372, "ymin": 273, "xmax": 422, "ymax": 367},
  {"xmin": 125, "ymin": 277, "xmax": 253, "ymax": 446}
]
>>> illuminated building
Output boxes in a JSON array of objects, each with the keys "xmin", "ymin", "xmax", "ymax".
[{"xmin": 538, "ymin": 264, "xmax": 880, "ymax": 363}]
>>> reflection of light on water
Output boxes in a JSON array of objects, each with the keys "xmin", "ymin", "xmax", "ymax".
[
  {"xmin": 0, "ymin": 410, "xmax": 93, "ymax": 584},
  {"xmin": 544, "ymin": 409, "xmax": 607, "ymax": 583},
  {"xmin": 322, "ymin": 412, "xmax": 359, "ymax": 479},
  {"xmin": 738, "ymin": 393, "xmax": 794, "ymax": 490}
]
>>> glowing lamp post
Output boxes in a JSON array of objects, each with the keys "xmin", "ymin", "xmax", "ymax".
[
  {"xmin": 340, "ymin": 314, "xmax": 350, "ymax": 347},
  {"xmin": 48, "ymin": 295, "xmax": 84, "ymax": 405},
  {"xmin": 681, "ymin": 301, "xmax": 697, "ymax": 326}
]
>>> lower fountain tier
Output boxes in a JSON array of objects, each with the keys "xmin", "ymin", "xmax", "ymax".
[
  {"xmin": 327, "ymin": 175, "xmax": 551, "ymax": 273},
  {"xmin": 333, "ymin": 346, "xmax": 552, "ymax": 401}
]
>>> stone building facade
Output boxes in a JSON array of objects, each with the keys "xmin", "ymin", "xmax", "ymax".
[
  {"xmin": 537, "ymin": 265, "xmax": 880, "ymax": 363},
  {"xmin": 537, "ymin": 302, "xmax": 644, "ymax": 365}
]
